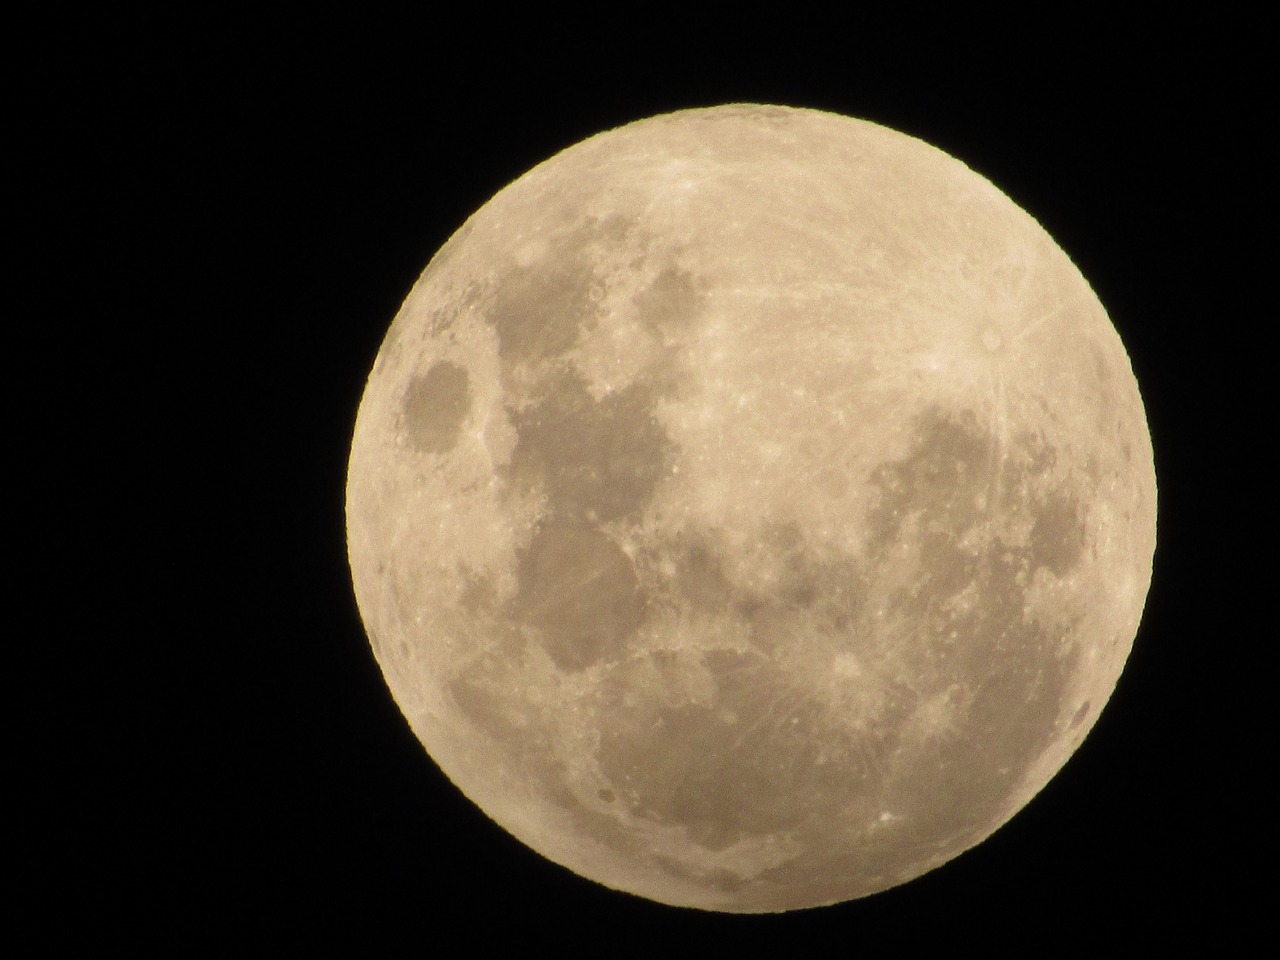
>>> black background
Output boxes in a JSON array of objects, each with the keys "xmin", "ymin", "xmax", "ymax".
[{"xmin": 20, "ymin": 8, "xmax": 1262, "ymax": 952}]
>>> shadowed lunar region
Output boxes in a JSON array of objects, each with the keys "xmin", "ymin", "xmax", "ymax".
[{"xmin": 345, "ymin": 104, "xmax": 1156, "ymax": 912}]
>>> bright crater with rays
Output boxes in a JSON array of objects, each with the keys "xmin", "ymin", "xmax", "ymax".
[{"xmin": 346, "ymin": 105, "xmax": 1156, "ymax": 912}]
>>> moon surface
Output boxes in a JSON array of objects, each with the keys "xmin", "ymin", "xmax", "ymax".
[{"xmin": 345, "ymin": 104, "xmax": 1156, "ymax": 912}]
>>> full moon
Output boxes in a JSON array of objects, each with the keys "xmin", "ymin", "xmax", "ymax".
[{"xmin": 345, "ymin": 104, "xmax": 1155, "ymax": 912}]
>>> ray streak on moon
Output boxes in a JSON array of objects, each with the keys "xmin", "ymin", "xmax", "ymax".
[
  {"xmin": 1012, "ymin": 301, "xmax": 1070, "ymax": 346},
  {"xmin": 346, "ymin": 104, "xmax": 1156, "ymax": 912},
  {"xmin": 987, "ymin": 366, "xmax": 1010, "ymax": 510}
]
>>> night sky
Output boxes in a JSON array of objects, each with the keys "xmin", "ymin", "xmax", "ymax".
[{"xmin": 18, "ymin": 9, "xmax": 1260, "ymax": 952}]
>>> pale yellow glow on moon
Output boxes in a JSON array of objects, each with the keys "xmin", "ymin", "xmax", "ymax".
[{"xmin": 345, "ymin": 104, "xmax": 1156, "ymax": 912}]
